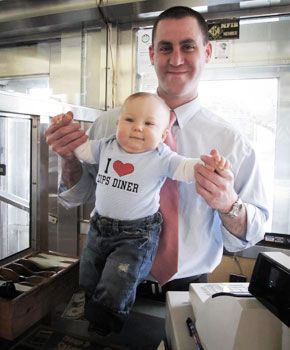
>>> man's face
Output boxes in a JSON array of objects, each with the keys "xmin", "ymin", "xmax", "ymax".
[{"xmin": 149, "ymin": 17, "xmax": 212, "ymax": 107}]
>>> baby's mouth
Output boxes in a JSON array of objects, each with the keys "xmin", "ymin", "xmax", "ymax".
[{"xmin": 130, "ymin": 136, "xmax": 144, "ymax": 141}]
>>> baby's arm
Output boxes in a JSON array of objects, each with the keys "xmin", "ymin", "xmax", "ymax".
[
  {"xmin": 172, "ymin": 149, "xmax": 230, "ymax": 183},
  {"xmin": 74, "ymin": 140, "xmax": 96, "ymax": 164},
  {"xmin": 172, "ymin": 158, "xmax": 201, "ymax": 183},
  {"xmin": 52, "ymin": 113, "xmax": 96, "ymax": 164}
]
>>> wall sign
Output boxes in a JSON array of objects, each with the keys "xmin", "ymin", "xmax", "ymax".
[{"xmin": 207, "ymin": 18, "xmax": 240, "ymax": 40}]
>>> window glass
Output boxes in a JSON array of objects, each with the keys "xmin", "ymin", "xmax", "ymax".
[
  {"xmin": 199, "ymin": 79, "xmax": 277, "ymax": 232},
  {"xmin": 0, "ymin": 76, "xmax": 48, "ymax": 259},
  {"xmin": 0, "ymin": 116, "xmax": 31, "ymax": 259},
  {"xmin": 0, "ymin": 76, "xmax": 50, "ymax": 98}
]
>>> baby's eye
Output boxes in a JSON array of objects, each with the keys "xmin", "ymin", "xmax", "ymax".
[
  {"xmin": 125, "ymin": 117, "xmax": 134, "ymax": 122},
  {"xmin": 145, "ymin": 121, "xmax": 155, "ymax": 126}
]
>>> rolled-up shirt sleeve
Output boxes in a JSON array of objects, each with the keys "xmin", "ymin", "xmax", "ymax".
[
  {"xmin": 58, "ymin": 163, "xmax": 98, "ymax": 209},
  {"xmin": 222, "ymin": 203, "xmax": 268, "ymax": 251},
  {"xmin": 220, "ymin": 145, "xmax": 269, "ymax": 251},
  {"xmin": 58, "ymin": 108, "xmax": 120, "ymax": 210}
]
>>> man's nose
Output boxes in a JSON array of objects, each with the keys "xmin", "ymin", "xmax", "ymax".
[{"xmin": 169, "ymin": 48, "xmax": 184, "ymax": 66}]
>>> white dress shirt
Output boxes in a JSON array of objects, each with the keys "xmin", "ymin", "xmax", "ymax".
[{"xmin": 59, "ymin": 97, "xmax": 269, "ymax": 280}]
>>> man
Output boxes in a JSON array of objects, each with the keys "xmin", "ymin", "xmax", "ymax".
[{"xmin": 45, "ymin": 6, "xmax": 268, "ymax": 292}]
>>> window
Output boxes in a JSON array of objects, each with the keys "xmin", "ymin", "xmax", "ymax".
[
  {"xmin": 199, "ymin": 78, "xmax": 277, "ymax": 233},
  {"xmin": 0, "ymin": 76, "xmax": 49, "ymax": 260},
  {"xmin": 0, "ymin": 115, "xmax": 31, "ymax": 259},
  {"xmin": 0, "ymin": 76, "xmax": 50, "ymax": 97}
]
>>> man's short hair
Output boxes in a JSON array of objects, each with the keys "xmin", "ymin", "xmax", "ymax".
[{"xmin": 152, "ymin": 6, "xmax": 209, "ymax": 46}]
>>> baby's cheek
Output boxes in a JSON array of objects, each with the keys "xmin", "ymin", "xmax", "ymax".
[{"xmin": 116, "ymin": 130, "xmax": 126, "ymax": 144}]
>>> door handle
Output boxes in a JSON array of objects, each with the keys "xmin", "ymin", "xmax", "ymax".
[{"xmin": 0, "ymin": 163, "xmax": 6, "ymax": 176}]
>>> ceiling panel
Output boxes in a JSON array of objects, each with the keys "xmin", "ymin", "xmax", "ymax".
[{"xmin": 0, "ymin": 0, "xmax": 289, "ymax": 46}]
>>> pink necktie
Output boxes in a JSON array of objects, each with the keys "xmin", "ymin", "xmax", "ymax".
[{"xmin": 151, "ymin": 110, "xmax": 179, "ymax": 285}]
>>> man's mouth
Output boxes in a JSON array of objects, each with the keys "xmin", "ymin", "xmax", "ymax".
[{"xmin": 167, "ymin": 70, "xmax": 187, "ymax": 75}]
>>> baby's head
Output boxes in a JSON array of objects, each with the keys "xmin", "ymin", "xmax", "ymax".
[{"xmin": 116, "ymin": 92, "xmax": 170, "ymax": 153}]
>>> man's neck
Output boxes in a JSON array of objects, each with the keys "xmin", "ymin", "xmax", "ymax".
[{"xmin": 157, "ymin": 89, "xmax": 198, "ymax": 110}]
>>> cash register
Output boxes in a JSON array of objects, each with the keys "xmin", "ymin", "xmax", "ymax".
[{"xmin": 165, "ymin": 251, "xmax": 289, "ymax": 350}]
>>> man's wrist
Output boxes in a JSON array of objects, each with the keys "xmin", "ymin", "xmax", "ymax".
[
  {"xmin": 61, "ymin": 156, "xmax": 82, "ymax": 189},
  {"xmin": 218, "ymin": 197, "xmax": 244, "ymax": 218}
]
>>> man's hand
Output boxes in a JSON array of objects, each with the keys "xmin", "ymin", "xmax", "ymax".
[
  {"xmin": 194, "ymin": 161, "xmax": 247, "ymax": 239},
  {"xmin": 194, "ymin": 162, "xmax": 237, "ymax": 212},
  {"xmin": 45, "ymin": 111, "xmax": 88, "ymax": 188},
  {"xmin": 45, "ymin": 111, "xmax": 88, "ymax": 160}
]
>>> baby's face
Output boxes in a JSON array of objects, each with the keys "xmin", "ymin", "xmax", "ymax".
[{"xmin": 116, "ymin": 96, "xmax": 169, "ymax": 153}]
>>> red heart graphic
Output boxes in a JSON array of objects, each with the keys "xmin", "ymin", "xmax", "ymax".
[{"xmin": 113, "ymin": 160, "xmax": 134, "ymax": 177}]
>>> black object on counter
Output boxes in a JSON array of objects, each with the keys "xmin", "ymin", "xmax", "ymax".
[{"xmin": 0, "ymin": 281, "xmax": 18, "ymax": 299}]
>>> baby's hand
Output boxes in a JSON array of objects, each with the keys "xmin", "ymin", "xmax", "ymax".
[
  {"xmin": 51, "ymin": 111, "xmax": 73, "ymax": 125},
  {"xmin": 210, "ymin": 149, "xmax": 231, "ymax": 170},
  {"xmin": 200, "ymin": 149, "xmax": 231, "ymax": 172}
]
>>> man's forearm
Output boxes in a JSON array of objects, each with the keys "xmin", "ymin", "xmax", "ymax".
[
  {"xmin": 61, "ymin": 156, "xmax": 83, "ymax": 189},
  {"xmin": 219, "ymin": 205, "xmax": 247, "ymax": 240}
]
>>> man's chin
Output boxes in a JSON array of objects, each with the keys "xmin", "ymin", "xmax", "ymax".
[
  {"xmin": 161, "ymin": 79, "xmax": 186, "ymax": 92},
  {"xmin": 162, "ymin": 79, "xmax": 195, "ymax": 95}
]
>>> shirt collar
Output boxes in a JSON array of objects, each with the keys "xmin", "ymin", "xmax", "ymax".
[{"xmin": 173, "ymin": 97, "xmax": 202, "ymax": 128}]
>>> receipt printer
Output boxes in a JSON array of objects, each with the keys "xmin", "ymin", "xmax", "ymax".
[{"xmin": 249, "ymin": 251, "xmax": 290, "ymax": 326}]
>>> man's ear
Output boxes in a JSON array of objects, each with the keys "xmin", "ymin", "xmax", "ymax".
[
  {"xmin": 149, "ymin": 45, "xmax": 154, "ymax": 65},
  {"xmin": 161, "ymin": 129, "xmax": 169, "ymax": 142},
  {"xmin": 205, "ymin": 42, "xmax": 212, "ymax": 63}
]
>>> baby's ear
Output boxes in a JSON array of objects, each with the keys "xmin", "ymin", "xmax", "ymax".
[{"xmin": 161, "ymin": 128, "xmax": 169, "ymax": 142}]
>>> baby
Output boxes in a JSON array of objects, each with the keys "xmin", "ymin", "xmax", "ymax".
[{"xmin": 52, "ymin": 92, "xmax": 230, "ymax": 336}]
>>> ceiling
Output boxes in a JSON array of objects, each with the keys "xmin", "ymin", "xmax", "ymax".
[{"xmin": 0, "ymin": 0, "xmax": 290, "ymax": 46}]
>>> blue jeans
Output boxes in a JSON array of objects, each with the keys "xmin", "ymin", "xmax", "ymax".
[{"xmin": 79, "ymin": 211, "xmax": 162, "ymax": 333}]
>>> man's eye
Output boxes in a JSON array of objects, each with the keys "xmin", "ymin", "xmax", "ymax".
[
  {"xmin": 182, "ymin": 43, "xmax": 195, "ymax": 51},
  {"xmin": 159, "ymin": 45, "xmax": 172, "ymax": 53}
]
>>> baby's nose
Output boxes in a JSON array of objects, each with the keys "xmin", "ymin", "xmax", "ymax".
[{"xmin": 133, "ymin": 123, "xmax": 143, "ymax": 131}]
